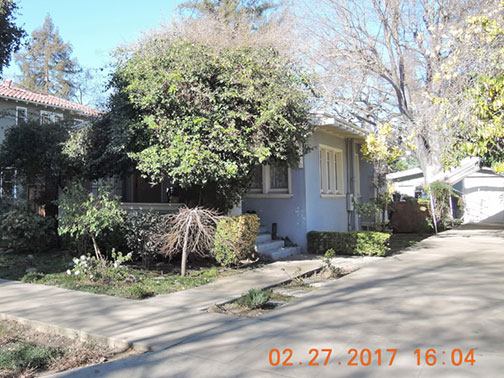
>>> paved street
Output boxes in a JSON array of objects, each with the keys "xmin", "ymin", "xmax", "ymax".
[{"xmin": 3, "ymin": 225, "xmax": 503, "ymax": 377}]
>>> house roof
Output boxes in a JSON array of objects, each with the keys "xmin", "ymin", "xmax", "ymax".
[
  {"xmin": 311, "ymin": 112, "xmax": 368, "ymax": 139},
  {"xmin": 0, "ymin": 80, "xmax": 102, "ymax": 117},
  {"xmin": 387, "ymin": 157, "xmax": 482, "ymax": 185}
]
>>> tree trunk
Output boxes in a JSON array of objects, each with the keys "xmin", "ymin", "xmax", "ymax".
[
  {"xmin": 180, "ymin": 219, "xmax": 191, "ymax": 277},
  {"xmin": 91, "ymin": 234, "xmax": 104, "ymax": 262}
]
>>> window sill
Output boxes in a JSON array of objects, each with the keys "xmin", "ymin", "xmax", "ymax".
[
  {"xmin": 320, "ymin": 194, "xmax": 345, "ymax": 199},
  {"xmin": 244, "ymin": 193, "xmax": 293, "ymax": 199}
]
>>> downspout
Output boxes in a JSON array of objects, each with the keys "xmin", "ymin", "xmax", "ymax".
[{"xmin": 346, "ymin": 138, "xmax": 355, "ymax": 231}]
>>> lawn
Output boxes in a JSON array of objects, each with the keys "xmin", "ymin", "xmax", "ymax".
[{"xmin": 0, "ymin": 250, "xmax": 240, "ymax": 299}]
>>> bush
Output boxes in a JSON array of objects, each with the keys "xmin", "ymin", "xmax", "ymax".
[
  {"xmin": 307, "ymin": 231, "xmax": 391, "ymax": 256},
  {"xmin": 236, "ymin": 288, "xmax": 271, "ymax": 309},
  {"xmin": 66, "ymin": 251, "xmax": 132, "ymax": 284},
  {"xmin": 212, "ymin": 214, "xmax": 260, "ymax": 266},
  {"xmin": 123, "ymin": 211, "xmax": 168, "ymax": 268},
  {"xmin": 0, "ymin": 210, "xmax": 55, "ymax": 252}
]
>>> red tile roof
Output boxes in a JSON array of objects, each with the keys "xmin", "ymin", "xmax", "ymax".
[{"xmin": 0, "ymin": 80, "xmax": 103, "ymax": 117}]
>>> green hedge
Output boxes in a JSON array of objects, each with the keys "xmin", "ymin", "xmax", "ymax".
[
  {"xmin": 212, "ymin": 214, "xmax": 260, "ymax": 266},
  {"xmin": 307, "ymin": 231, "xmax": 390, "ymax": 256}
]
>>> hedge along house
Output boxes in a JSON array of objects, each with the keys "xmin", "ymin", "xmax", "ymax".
[
  {"xmin": 241, "ymin": 114, "xmax": 374, "ymax": 258},
  {"xmin": 0, "ymin": 80, "xmax": 101, "ymax": 205}
]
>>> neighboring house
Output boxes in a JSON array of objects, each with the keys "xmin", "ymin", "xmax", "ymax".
[
  {"xmin": 0, "ymin": 80, "xmax": 101, "ymax": 200},
  {"xmin": 387, "ymin": 158, "xmax": 504, "ymax": 225}
]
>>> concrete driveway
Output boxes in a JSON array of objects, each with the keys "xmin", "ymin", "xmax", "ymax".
[{"xmin": 53, "ymin": 225, "xmax": 504, "ymax": 378}]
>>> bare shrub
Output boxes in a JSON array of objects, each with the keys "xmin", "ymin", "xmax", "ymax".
[{"xmin": 155, "ymin": 207, "xmax": 222, "ymax": 276}]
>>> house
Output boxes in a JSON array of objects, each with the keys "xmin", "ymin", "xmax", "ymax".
[
  {"xmin": 240, "ymin": 114, "xmax": 374, "ymax": 257},
  {"xmin": 387, "ymin": 157, "xmax": 504, "ymax": 225},
  {"xmin": 0, "ymin": 80, "xmax": 101, "ymax": 199},
  {"xmin": 115, "ymin": 113, "xmax": 375, "ymax": 258}
]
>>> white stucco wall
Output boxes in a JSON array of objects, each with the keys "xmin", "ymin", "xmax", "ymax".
[{"xmin": 462, "ymin": 171, "xmax": 504, "ymax": 224}]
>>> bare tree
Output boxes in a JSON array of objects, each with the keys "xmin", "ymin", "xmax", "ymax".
[
  {"xmin": 299, "ymin": 0, "xmax": 486, "ymax": 183},
  {"xmin": 155, "ymin": 207, "xmax": 222, "ymax": 277}
]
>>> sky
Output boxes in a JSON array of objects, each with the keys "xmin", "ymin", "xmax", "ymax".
[{"xmin": 3, "ymin": 0, "xmax": 181, "ymax": 97}]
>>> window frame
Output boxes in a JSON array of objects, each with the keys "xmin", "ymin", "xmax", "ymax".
[
  {"xmin": 246, "ymin": 164, "xmax": 292, "ymax": 198},
  {"xmin": 319, "ymin": 144, "xmax": 344, "ymax": 197},
  {"xmin": 16, "ymin": 107, "xmax": 27, "ymax": 125},
  {"xmin": 40, "ymin": 110, "xmax": 64, "ymax": 124}
]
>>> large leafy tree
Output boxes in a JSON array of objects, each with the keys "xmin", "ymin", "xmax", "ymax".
[
  {"xmin": 112, "ymin": 37, "xmax": 313, "ymax": 211},
  {"xmin": 15, "ymin": 14, "xmax": 81, "ymax": 100},
  {"xmin": 0, "ymin": 0, "xmax": 24, "ymax": 73}
]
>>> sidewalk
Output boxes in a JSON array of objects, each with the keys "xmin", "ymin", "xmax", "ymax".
[{"xmin": 0, "ymin": 259, "xmax": 324, "ymax": 352}]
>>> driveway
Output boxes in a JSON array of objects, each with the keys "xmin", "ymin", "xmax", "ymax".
[{"xmin": 52, "ymin": 224, "xmax": 504, "ymax": 377}]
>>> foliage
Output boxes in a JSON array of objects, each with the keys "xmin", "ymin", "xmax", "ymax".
[
  {"xmin": 179, "ymin": 0, "xmax": 280, "ymax": 29},
  {"xmin": 307, "ymin": 231, "xmax": 391, "ymax": 256},
  {"xmin": 123, "ymin": 211, "xmax": 168, "ymax": 268},
  {"xmin": 15, "ymin": 14, "xmax": 81, "ymax": 100},
  {"xmin": 361, "ymin": 123, "xmax": 404, "ymax": 173},
  {"xmin": 0, "ymin": 119, "xmax": 77, "ymax": 215},
  {"xmin": 57, "ymin": 183, "xmax": 125, "ymax": 260},
  {"xmin": 212, "ymin": 214, "xmax": 260, "ymax": 266},
  {"xmin": 113, "ymin": 37, "xmax": 313, "ymax": 211},
  {"xmin": 155, "ymin": 207, "xmax": 221, "ymax": 276},
  {"xmin": 236, "ymin": 288, "xmax": 271, "ymax": 309},
  {"xmin": 0, "ymin": 0, "xmax": 24, "ymax": 73},
  {"xmin": 65, "ymin": 251, "xmax": 132, "ymax": 284},
  {"xmin": 435, "ymin": 2, "xmax": 504, "ymax": 170},
  {"xmin": 425, "ymin": 181, "xmax": 461, "ymax": 231},
  {"xmin": 0, "ymin": 209, "xmax": 55, "ymax": 252},
  {"xmin": 321, "ymin": 249, "xmax": 341, "ymax": 277},
  {"xmin": 0, "ymin": 342, "xmax": 63, "ymax": 371}
]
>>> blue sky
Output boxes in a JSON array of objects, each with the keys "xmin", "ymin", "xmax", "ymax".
[{"xmin": 4, "ymin": 0, "xmax": 180, "ymax": 79}]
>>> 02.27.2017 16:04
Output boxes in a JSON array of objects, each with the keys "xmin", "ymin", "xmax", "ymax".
[{"xmin": 268, "ymin": 348, "xmax": 476, "ymax": 367}]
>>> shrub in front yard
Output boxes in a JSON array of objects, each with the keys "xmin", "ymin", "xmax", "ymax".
[
  {"xmin": 307, "ymin": 231, "xmax": 391, "ymax": 256},
  {"xmin": 0, "ymin": 209, "xmax": 55, "ymax": 252},
  {"xmin": 123, "ymin": 211, "xmax": 168, "ymax": 268},
  {"xmin": 66, "ymin": 251, "xmax": 132, "ymax": 284},
  {"xmin": 212, "ymin": 214, "xmax": 260, "ymax": 266}
]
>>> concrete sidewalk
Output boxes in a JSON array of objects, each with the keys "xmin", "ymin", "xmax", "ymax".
[
  {"xmin": 0, "ymin": 259, "xmax": 323, "ymax": 352},
  {"xmin": 48, "ymin": 225, "xmax": 504, "ymax": 377}
]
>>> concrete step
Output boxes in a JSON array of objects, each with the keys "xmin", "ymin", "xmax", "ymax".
[
  {"xmin": 256, "ymin": 233, "xmax": 272, "ymax": 244},
  {"xmin": 255, "ymin": 239, "xmax": 285, "ymax": 254},
  {"xmin": 262, "ymin": 246, "xmax": 302, "ymax": 260}
]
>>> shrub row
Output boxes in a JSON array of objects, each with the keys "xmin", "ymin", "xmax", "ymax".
[{"xmin": 307, "ymin": 231, "xmax": 390, "ymax": 256}]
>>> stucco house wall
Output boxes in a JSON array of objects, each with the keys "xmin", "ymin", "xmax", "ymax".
[
  {"xmin": 462, "ymin": 170, "xmax": 504, "ymax": 224},
  {"xmin": 242, "ymin": 123, "xmax": 371, "ymax": 251}
]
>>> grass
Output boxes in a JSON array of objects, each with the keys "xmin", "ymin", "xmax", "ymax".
[
  {"xmin": 0, "ymin": 250, "xmax": 238, "ymax": 299},
  {"xmin": 0, "ymin": 342, "xmax": 63, "ymax": 371},
  {"xmin": 387, "ymin": 233, "xmax": 431, "ymax": 255},
  {"xmin": 0, "ymin": 319, "xmax": 127, "ymax": 378}
]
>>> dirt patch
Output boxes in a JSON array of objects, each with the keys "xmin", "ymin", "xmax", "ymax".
[
  {"xmin": 0, "ymin": 319, "xmax": 138, "ymax": 378},
  {"xmin": 208, "ymin": 266, "xmax": 359, "ymax": 318}
]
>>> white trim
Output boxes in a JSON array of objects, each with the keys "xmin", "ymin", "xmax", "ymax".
[
  {"xmin": 319, "ymin": 144, "xmax": 344, "ymax": 196},
  {"xmin": 321, "ymin": 194, "xmax": 346, "ymax": 199},
  {"xmin": 246, "ymin": 164, "xmax": 292, "ymax": 197},
  {"xmin": 40, "ymin": 110, "xmax": 64, "ymax": 124},
  {"xmin": 15, "ymin": 106, "xmax": 27, "ymax": 125},
  {"xmin": 244, "ymin": 193, "xmax": 293, "ymax": 199},
  {"xmin": 354, "ymin": 152, "xmax": 361, "ymax": 195}
]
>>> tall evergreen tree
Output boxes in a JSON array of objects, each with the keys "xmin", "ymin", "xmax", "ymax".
[
  {"xmin": 15, "ymin": 14, "xmax": 81, "ymax": 100},
  {"xmin": 0, "ymin": 0, "xmax": 24, "ymax": 73}
]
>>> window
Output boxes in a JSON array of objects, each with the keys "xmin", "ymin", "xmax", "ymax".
[
  {"xmin": 248, "ymin": 164, "xmax": 291, "ymax": 196},
  {"xmin": 354, "ymin": 152, "xmax": 360, "ymax": 195},
  {"xmin": 16, "ymin": 107, "xmax": 27, "ymax": 125},
  {"xmin": 319, "ymin": 145, "xmax": 344, "ymax": 196},
  {"xmin": 0, "ymin": 168, "xmax": 16, "ymax": 198},
  {"xmin": 40, "ymin": 110, "xmax": 63, "ymax": 124}
]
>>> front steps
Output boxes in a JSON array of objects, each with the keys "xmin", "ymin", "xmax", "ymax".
[{"xmin": 255, "ymin": 228, "xmax": 301, "ymax": 260}]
